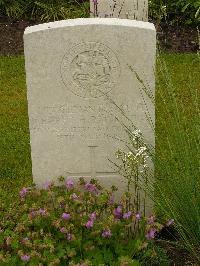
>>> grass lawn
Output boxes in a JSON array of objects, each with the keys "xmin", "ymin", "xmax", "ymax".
[{"xmin": 0, "ymin": 53, "xmax": 199, "ymax": 209}]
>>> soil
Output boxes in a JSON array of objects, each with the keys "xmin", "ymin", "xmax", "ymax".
[
  {"xmin": 157, "ymin": 226, "xmax": 197, "ymax": 266},
  {"xmin": 0, "ymin": 16, "xmax": 199, "ymax": 55},
  {"xmin": 156, "ymin": 22, "xmax": 199, "ymax": 53},
  {"xmin": 158, "ymin": 241, "xmax": 197, "ymax": 266}
]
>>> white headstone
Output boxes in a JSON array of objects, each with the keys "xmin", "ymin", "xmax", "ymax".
[
  {"xmin": 90, "ymin": 0, "xmax": 148, "ymax": 21},
  {"xmin": 24, "ymin": 19, "xmax": 155, "ymax": 193}
]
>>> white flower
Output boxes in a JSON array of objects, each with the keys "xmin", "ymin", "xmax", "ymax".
[
  {"xmin": 127, "ymin": 151, "xmax": 133, "ymax": 157},
  {"xmin": 136, "ymin": 146, "xmax": 147, "ymax": 157},
  {"xmin": 132, "ymin": 129, "xmax": 142, "ymax": 139}
]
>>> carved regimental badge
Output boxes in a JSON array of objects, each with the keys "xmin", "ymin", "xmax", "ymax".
[{"xmin": 61, "ymin": 42, "xmax": 120, "ymax": 98}]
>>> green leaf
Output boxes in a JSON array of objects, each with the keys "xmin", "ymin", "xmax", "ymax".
[
  {"xmin": 103, "ymin": 248, "xmax": 114, "ymax": 264},
  {"xmin": 56, "ymin": 248, "xmax": 66, "ymax": 258},
  {"xmin": 181, "ymin": 3, "xmax": 190, "ymax": 12},
  {"xmin": 11, "ymin": 240, "xmax": 19, "ymax": 249},
  {"xmin": 131, "ymin": 260, "xmax": 141, "ymax": 266}
]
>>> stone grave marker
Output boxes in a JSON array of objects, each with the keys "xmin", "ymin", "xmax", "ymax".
[
  {"xmin": 24, "ymin": 18, "xmax": 155, "ymax": 198},
  {"xmin": 90, "ymin": 0, "xmax": 148, "ymax": 21}
]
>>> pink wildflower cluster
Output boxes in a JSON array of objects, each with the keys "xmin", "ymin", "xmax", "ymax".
[
  {"xmin": 113, "ymin": 207, "xmax": 141, "ymax": 221},
  {"xmin": 71, "ymin": 193, "xmax": 79, "ymax": 200},
  {"xmin": 59, "ymin": 228, "xmax": 73, "ymax": 241},
  {"xmin": 85, "ymin": 212, "xmax": 97, "ymax": 229},
  {"xmin": 29, "ymin": 208, "xmax": 48, "ymax": 218},
  {"xmin": 65, "ymin": 178, "xmax": 74, "ymax": 190},
  {"xmin": 19, "ymin": 187, "xmax": 30, "ymax": 199},
  {"xmin": 135, "ymin": 212, "xmax": 141, "ymax": 220},
  {"xmin": 84, "ymin": 182, "xmax": 98, "ymax": 194},
  {"xmin": 147, "ymin": 215, "xmax": 155, "ymax": 224},
  {"xmin": 43, "ymin": 181, "xmax": 53, "ymax": 190},
  {"xmin": 102, "ymin": 229, "xmax": 112, "ymax": 238},
  {"xmin": 123, "ymin": 211, "xmax": 132, "ymax": 219},
  {"xmin": 67, "ymin": 233, "xmax": 72, "ymax": 241},
  {"xmin": 62, "ymin": 212, "xmax": 71, "ymax": 220},
  {"xmin": 14, "ymin": 178, "xmax": 171, "ymax": 265},
  {"xmin": 145, "ymin": 215, "xmax": 162, "ymax": 240},
  {"xmin": 113, "ymin": 206, "xmax": 123, "ymax": 219},
  {"xmin": 146, "ymin": 228, "xmax": 157, "ymax": 240},
  {"xmin": 21, "ymin": 255, "xmax": 30, "ymax": 262},
  {"xmin": 108, "ymin": 194, "xmax": 114, "ymax": 205},
  {"xmin": 60, "ymin": 227, "xmax": 67, "ymax": 233}
]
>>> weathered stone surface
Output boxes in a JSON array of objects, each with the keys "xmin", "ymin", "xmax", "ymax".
[
  {"xmin": 90, "ymin": 0, "xmax": 148, "ymax": 21},
  {"xmin": 24, "ymin": 19, "xmax": 155, "ymax": 195}
]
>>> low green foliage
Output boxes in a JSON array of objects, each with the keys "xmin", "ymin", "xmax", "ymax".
[{"xmin": 0, "ymin": 178, "xmax": 168, "ymax": 265}]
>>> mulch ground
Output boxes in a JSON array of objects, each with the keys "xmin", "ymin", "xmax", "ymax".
[
  {"xmin": 157, "ymin": 226, "xmax": 198, "ymax": 265},
  {"xmin": 0, "ymin": 17, "xmax": 199, "ymax": 55}
]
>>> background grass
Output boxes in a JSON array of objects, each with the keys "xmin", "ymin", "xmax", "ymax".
[{"xmin": 0, "ymin": 57, "xmax": 32, "ymax": 209}]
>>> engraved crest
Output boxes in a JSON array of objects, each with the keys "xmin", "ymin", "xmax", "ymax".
[{"xmin": 61, "ymin": 42, "xmax": 120, "ymax": 98}]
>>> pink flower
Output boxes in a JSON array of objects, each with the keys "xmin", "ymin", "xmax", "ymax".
[
  {"xmin": 135, "ymin": 212, "xmax": 141, "ymax": 220},
  {"xmin": 65, "ymin": 178, "xmax": 74, "ymax": 190},
  {"xmin": 38, "ymin": 208, "xmax": 47, "ymax": 216},
  {"xmin": 108, "ymin": 194, "xmax": 114, "ymax": 205},
  {"xmin": 29, "ymin": 211, "xmax": 37, "ymax": 218},
  {"xmin": 123, "ymin": 211, "xmax": 132, "ymax": 219},
  {"xmin": 147, "ymin": 215, "xmax": 155, "ymax": 224},
  {"xmin": 43, "ymin": 181, "xmax": 52, "ymax": 190},
  {"xmin": 71, "ymin": 193, "xmax": 79, "ymax": 200},
  {"xmin": 60, "ymin": 227, "xmax": 67, "ymax": 233},
  {"xmin": 85, "ymin": 220, "xmax": 94, "ymax": 229},
  {"xmin": 84, "ymin": 182, "xmax": 98, "ymax": 194},
  {"xmin": 113, "ymin": 206, "xmax": 122, "ymax": 219},
  {"xmin": 89, "ymin": 212, "xmax": 97, "ymax": 221},
  {"xmin": 67, "ymin": 233, "xmax": 72, "ymax": 241},
  {"xmin": 166, "ymin": 219, "xmax": 174, "ymax": 227},
  {"xmin": 102, "ymin": 229, "xmax": 112, "ymax": 238},
  {"xmin": 21, "ymin": 237, "xmax": 29, "ymax": 244},
  {"xmin": 146, "ymin": 228, "xmax": 157, "ymax": 240},
  {"xmin": 21, "ymin": 255, "xmax": 30, "ymax": 261},
  {"xmin": 60, "ymin": 203, "xmax": 65, "ymax": 208},
  {"xmin": 19, "ymin": 187, "xmax": 29, "ymax": 198},
  {"xmin": 62, "ymin": 213, "xmax": 71, "ymax": 220}
]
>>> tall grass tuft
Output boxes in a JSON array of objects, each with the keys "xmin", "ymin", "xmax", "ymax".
[
  {"xmin": 154, "ymin": 53, "xmax": 200, "ymax": 261},
  {"xmin": 114, "ymin": 51, "xmax": 200, "ymax": 261}
]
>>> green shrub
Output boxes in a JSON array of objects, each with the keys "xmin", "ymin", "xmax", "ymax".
[
  {"xmin": 0, "ymin": 0, "xmax": 89, "ymax": 21},
  {"xmin": 0, "ymin": 177, "xmax": 169, "ymax": 265},
  {"xmin": 149, "ymin": 0, "xmax": 200, "ymax": 26},
  {"xmin": 0, "ymin": 0, "xmax": 199, "ymax": 26}
]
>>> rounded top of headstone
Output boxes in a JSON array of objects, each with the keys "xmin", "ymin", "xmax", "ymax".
[{"xmin": 24, "ymin": 18, "xmax": 155, "ymax": 35}]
